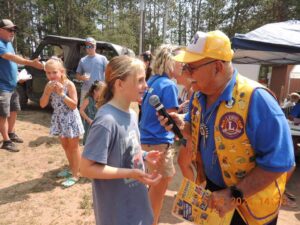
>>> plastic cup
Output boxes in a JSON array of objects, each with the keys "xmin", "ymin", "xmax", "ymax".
[{"xmin": 84, "ymin": 73, "xmax": 90, "ymax": 80}]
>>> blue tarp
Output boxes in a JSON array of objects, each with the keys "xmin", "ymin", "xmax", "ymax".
[{"xmin": 232, "ymin": 20, "xmax": 300, "ymax": 65}]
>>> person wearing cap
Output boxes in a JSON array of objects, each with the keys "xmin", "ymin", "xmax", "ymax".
[
  {"xmin": 287, "ymin": 92, "xmax": 300, "ymax": 119},
  {"xmin": 76, "ymin": 37, "xmax": 108, "ymax": 105},
  {"xmin": 159, "ymin": 30, "xmax": 295, "ymax": 225},
  {"xmin": 0, "ymin": 19, "xmax": 43, "ymax": 152},
  {"xmin": 282, "ymin": 92, "xmax": 300, "ymax": 109}
]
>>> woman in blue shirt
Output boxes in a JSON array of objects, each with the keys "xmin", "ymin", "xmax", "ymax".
[{"xmin": 139, "ymin": 45, "xmax": 180, "ymax": 225}]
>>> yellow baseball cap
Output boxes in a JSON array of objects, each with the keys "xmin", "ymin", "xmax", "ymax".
[{"xmin": 174, "ymin": 30, "xmax": 234, "ymax": 63}]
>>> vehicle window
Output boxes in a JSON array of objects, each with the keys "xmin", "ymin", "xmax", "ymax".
[
  {"xmin": 96, "ymin": 47, "xmax": 116, "ymax": 60},
  {"xmin": 39, "ymin": 44, "xmax": 70, "ymax": 62}
]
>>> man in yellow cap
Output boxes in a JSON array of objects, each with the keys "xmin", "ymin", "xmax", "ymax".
[{"xmin": 160, "ymin": 30, "xmax": 295, "ymax": 225}]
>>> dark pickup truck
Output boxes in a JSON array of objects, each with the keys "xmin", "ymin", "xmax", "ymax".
[{"xmin": 18, "ymin": 35, "xmax": 135, "ymax": 107}]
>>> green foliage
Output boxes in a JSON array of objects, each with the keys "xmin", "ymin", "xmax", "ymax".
[{"xmin": 1, "ymin": 0, "xmax": 300, "ymax": 56}]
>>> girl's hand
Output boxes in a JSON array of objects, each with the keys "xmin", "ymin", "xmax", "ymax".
[
  {"xmin": 87, "ymin": 118, "xmax": 93, "ymax": 125},
  {"xmin": 44, "ymin": 81, "xmax": 55, "ymax": 94},
  {"xmin": 144, "ymin": 150, "xmax": 162, "ymax": 166},
  {"xmin": 53, "ymin": 82, "xmax": 64, "ymax": 95},
  {"xmin": 53, "ymin": 82, "xmax": 63, "ymax": 94},
  {"xmin": 131, "ymin": 169, "xmax": 162, "ymax": 186}
]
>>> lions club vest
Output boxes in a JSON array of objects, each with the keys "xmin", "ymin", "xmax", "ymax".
[{"xmin": 191, "ymin": 74, "xmax": 287, "ymax": 225}]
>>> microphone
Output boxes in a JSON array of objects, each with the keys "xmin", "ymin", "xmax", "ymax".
[{"xmin": 149, "ymin": 95, "xmax": 186, "ymax": 146}]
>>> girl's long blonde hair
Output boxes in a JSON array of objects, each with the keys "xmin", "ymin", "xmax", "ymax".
[
  {"xmin": 44, "ymin": 56, "xmax": 68, "ymax": 83},
  {"xmin": 97, "ymin": 55, "xmax": 145, "ymax": 108},
  {"xmin": 151, "ymin": 44, "xmax": 179, "ymax": 76}
]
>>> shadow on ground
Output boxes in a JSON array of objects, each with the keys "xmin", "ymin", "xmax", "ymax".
[
  {"xmin": 295, "ymin": 212, "xmax": 300, "ymax": 220},
  {"xmin": 28, "ymin": 136, "xmax": 60, "ymax": 147},
  {"xmin": 159, "ymin": 195, "xmax": 183, "ymax": 224},
  {"xmin": 17, "ymin": 101, "xmax": 52, "ymax": 128},
  {"xmin": 0, "ymin": 166, "xmax": 90, "ymax": 206}
]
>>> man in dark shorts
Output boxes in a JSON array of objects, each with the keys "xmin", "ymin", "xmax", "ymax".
[{"xmin": 0, "ymin": 19, "xmax": 43, "ymax": 152}]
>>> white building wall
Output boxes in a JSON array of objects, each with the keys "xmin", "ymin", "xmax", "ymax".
[
  {"xmin": 233, "ymin": 64, "xmax": 260, "ymax": 81},
  {"xmin": 290, "ymin": 65, "xmax": 300, "ymax": 79}
]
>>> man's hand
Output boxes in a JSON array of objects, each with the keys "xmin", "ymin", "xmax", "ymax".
[
  {"xmin": 81, "ymin": 73, "xmax": 90, "ymax": 81},
  {"xmin": 210, "ymin": 188, "xmax": 237, "ymax": 217},
  {"xmin": 30, "ymin": 58, "xmax": 44, "ymax": 70},
  {"xmin": 157, "ymin": 112, "xmax": 185, "ymax": 132}
]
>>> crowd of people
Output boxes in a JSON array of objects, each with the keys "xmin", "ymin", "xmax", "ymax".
[{"xmin": 1, "ymin": 18, "xmax": 298, "ymax": 225}]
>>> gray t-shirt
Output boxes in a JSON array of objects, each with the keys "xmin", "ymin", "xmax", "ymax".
[
  {"xmin": 82, "ymin": 104, "xmax": 153, "ymax": 225},
  {"xmin": 76, "ymin": 53, "xmax": 108, "ymax": 91}
]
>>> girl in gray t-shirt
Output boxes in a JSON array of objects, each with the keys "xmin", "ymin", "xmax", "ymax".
[{"xmin": 80, "ymin": 56, "xmax": 162, "ymax": 225}]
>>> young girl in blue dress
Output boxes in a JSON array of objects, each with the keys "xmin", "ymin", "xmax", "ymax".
[{"xmin": 40, "ymin": 57, "xmax": 84, "ymax": 187}]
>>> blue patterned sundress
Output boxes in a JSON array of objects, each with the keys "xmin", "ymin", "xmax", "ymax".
[{"xmin": 50, "ymin": 82, "xmax": 84, "ymax": 138}]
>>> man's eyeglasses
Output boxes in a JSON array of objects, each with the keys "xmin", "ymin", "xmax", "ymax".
[
  {"xmin": 182, "ymin": 60, "xmax": 218, "ymax": 75},
  {"xmin": 1, "ymin": 28, "xmax": 17, "ymax": 33},
  {"xmin": 85, "ymin": 45, "xmax": 94, "ymax": 49}
]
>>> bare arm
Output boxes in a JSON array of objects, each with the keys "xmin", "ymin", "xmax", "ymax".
[
  {"xmin": 54, "ymin": 81, "xmax": 78, "ymax": 110},
  {"xmin": 80, "ymin": 98, "xmax": 93, "ymax": 124},
  {"xmin": 182, "ymin": 121, "xmax": 191, "ymax": 138},
  {"xmin": 211, "ymin": 166, "xmax": 288, "ymax": 217},
  {"xmin": 63, "ymin": 81, "xmax": 78, "ymax": 110},
  {"xmin": 80, "ymin": 157, "xmax": 137, "ymax": 179},
  {"xmin": 40, "ymin": 82, "xmax": 53, "ymax": 108},
  {"xmin": 236, "ymin": 167, "xmax": 284, "ymax": 199},
  {"xmin": 1, "ymin": 53, "xmax": 43, "ymax": 70},
  {"xmin": 80, "ymin": 157, "xmax": 161, "ymax": 186}
]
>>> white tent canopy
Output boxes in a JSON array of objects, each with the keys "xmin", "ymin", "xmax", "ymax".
[{"xmin": 232, "ymin": 20, "xmax": 300, "ymax": 65}]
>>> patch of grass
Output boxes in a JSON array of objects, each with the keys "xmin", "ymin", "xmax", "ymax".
[
  {"xmin": 79, "ymin": 193, "xmax": 92, "ymax": 216},
  {"xmin": 24, "ymin": 174, "xmax": 33, "ymax": 179}
]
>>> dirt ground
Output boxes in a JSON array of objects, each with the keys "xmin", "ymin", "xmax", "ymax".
[{"xmin": 0, "ymin": 102, "xmax": 300, "ymax": 225}]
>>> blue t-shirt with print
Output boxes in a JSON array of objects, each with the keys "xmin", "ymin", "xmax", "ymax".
[
  {"xmin": 140, "ymin": 74, "xmax": 178, "ymax": 144},
  {"xmin": 0, "ymin": 40, "xmax": 18, "ymax": 92},
  {"xmin": 185, "ymin": 70, "xmax": 295, "ymax": 187},
  {"xmin": 83, "ymin": 104, "xmax": 153, "ymax": 225},
  {"xmin": 76, "ymin": 53, "xmax": 108, "ymax": 91}
]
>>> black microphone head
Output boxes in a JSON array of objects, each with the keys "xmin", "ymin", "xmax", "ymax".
[{"xmin": 149, "ymin": 95, "xmax": 160, "ymax": 106}]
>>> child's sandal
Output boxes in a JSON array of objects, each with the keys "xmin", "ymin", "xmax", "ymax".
[
  {"xmin": 57, "ymin": 169, "xmax": 72, "ymax": 178},
  {"xmin": 61, "ymin": 177, "xmax": 78, "ymax": 187}
]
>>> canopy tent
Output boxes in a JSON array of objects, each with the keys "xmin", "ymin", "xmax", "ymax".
[{"xmin": 232, "ymin": 20, "xmax": 300, "ymax": 65}]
